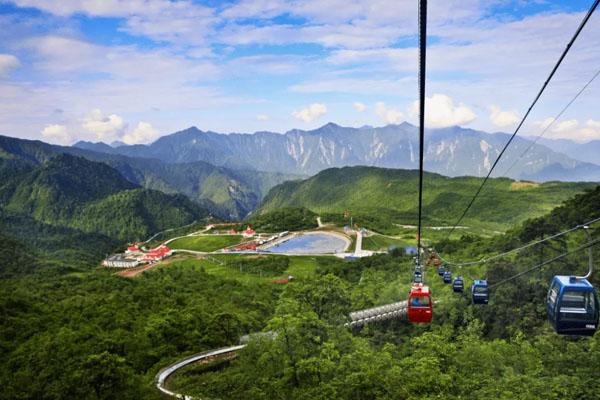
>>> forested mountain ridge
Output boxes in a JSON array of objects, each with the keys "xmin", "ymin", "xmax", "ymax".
[
  {"xmin": 0, "ymin": 153, "xmax": 209, "ymax": 245},
  {"xmin": 74, "ymin": 122, "xmax": 600, "ymax": 181},
  {"xmin": 0, "ymin": 135, "xmax": 297, "ymax": 219},
  {"xmin": 258, "ymin": 166, "xmax": 596, "ymax": 232}
]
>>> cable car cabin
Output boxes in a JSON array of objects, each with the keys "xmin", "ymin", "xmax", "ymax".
[
  {"xmin": 546, "ymin": 276, "xmax": 599, "ymax": 336},
  {"xmin": 413, "ymin": 271, "xmax": 423, "ymax": 284},
  {"xmin": 471, "ymin": 280, "xmax": 489, "ymax": 304},
  {"xmin": 443, "ymin": 271, "xmax": 452, "ymax": 284},
  {"xmin": 452, "ymin": 276, "xmax": 464, "ymax": 293},
  {"xmin": 408, "ymin": 284, "xmax": 433, "ymax": 324},
  {"xmin": 437, "ymin": 265, "xmax": 445, "ymax": 276},
  {"xmin": 434, "ymin": 259, "xmax": 441, "ymax": 268}
]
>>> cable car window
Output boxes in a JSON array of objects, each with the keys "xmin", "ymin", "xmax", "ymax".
[
  {"xmin": 547, "ymin": 283, "xmax": 559, "ymax": 305},
  {"xmin": 561, "ymin": 291, "xmax": 587, "ymax": 308},
  {"xmin": 559, "ymin": 291, "xmax": 595, "ymax": 321},
  {"xmin": 473, "ymin": 286, "xmax": 488, "ymax": 293},
  {"xmin": 410, "ymin": 296, "xmax": 431, "ymax": 307}
]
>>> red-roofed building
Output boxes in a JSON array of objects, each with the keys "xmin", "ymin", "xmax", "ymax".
[
  {"xmin": 141, "ymin": 245, "xmax": 173, "ymax": 262},
  {"xmin": 126, "ymin": 244, "xmax": 140, "ymax": 253},
  {"xmin": 242, "ymin": 226, "xmax": 256, "ymax": 238}
]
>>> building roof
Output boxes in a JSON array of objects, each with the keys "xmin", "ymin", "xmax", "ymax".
[{"xmin": 554, "ymin": 275, "xmax": 594, "ymax": 289}]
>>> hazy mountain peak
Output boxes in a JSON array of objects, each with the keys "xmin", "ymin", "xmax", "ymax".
[{"xmin": 70, "ymin": 123, "xmax": 600, "ymax": 182}]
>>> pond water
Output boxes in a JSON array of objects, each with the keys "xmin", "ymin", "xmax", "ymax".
[{"xmin": 265, "ymin": 233, "xmax": 348, "ymax": 254}]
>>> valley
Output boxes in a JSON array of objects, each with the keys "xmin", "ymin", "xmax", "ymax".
[
  {"xmin": 1, "ymin": 111, "xmax": 599, "ymax": 400},
  {"xmin": 3, "ymin": 1, "xmax": 600, "ymax": 399}
]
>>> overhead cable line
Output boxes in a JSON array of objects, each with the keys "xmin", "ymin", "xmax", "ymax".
[
  {"xmin": 488, "ymin": 237, "xmax": 600, "ymax": 289},
  {"xmin": 445, "ymin": 0, "xmax": 600, "ymax": 239},
  {"xmin": 416, "ymin": 0, "xmax": 427, "ymax": 265},
  {"xmin": 501, "ymin": 67, "xmax": 600, "ymax": 178},
  {"xmin": 439, "ymin": 215, "xmax": 600, "ymax": 267}
]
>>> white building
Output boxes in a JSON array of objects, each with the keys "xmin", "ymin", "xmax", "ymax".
[{"xmin": 103, "ymin": 254, "xmax": 140, "ymax": 268}]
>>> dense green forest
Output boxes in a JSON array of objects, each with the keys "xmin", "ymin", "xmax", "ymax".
[
  {"xmin": 167, "ymin": 186, "xmax": 600, "ymax": 399},
  {"xmin": 1, "ymin": 157, "xmax": 599, "ymax": 398},
  {"xmin": 242, "ymin": 207, "xmax": 318, "ymax": 232},
  {"xmin": 0, "ymin": 154, "xmax": 210, "ymax": 245},
  {"xmin": 260, "ymin": 166, "xmax": 595, "ymax": 233}
]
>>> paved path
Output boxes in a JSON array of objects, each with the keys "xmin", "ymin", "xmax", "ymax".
[
  {"xmin": 394, "ymin": 224, "xmax": 469, "ymax": 230},
  {"xmin": 354, "ymin": 229, "xmax": 363, "ymax": 255},
  {"xmin": 156, "ymin": 345, "xmax": 245, "ymax": 399},
  {"xmin": 156, "ymin": 299, "xmax": 410, "ymax": 398}
]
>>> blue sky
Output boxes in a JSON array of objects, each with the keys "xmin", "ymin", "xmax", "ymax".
[{"xmin": 0, "ymin": 0, "xmax": 599, "ymax": 145}]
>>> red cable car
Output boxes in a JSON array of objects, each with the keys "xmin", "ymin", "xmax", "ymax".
[{"xmin": 408, "ymin": 284, "xmax": 433, "ymax": 323}]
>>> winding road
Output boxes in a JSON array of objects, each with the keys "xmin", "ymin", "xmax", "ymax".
[{"xmin": 155, "ymin": 301, "xmax": 410, "ymax": 398}]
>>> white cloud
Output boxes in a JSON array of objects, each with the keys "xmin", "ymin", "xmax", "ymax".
[
  {"xmin": 532, "ymin": 118, "xmax": 600, "ymax": 142},
  {"xmin": 409, "ymin": 94, "xmax": 476, "ymax": 128},
  {"xmin": 41, "ymin": 124, "xmax": 70, "ymax": 144},
  {"xmin": 579, "ymin": 119, "xmax": 600, "ymax": 142},
  {"xmin": 11, "ymin": 0, "xmax": 217, "ymax": 45},
  {"xmin": 122, "ymin": 121, "xmax": 159, "ymax": 144},
  {"xmin": 375, "ymin": 102, "xmax": 403, "ymax": 124},
  {"xmin": 553, "ymin": 119, "xmax": 579, "ymax": 133},
  {"xmin": 489, "ymin": 105, "xmax": 519, "ymax": 128},
  {"xmin": 0, "ymin": 54, "xmax": 20, "ymax": 77},
  {"xmin": 81, "ymin": 109, "xmax": 126, "ymax": 142},
  {"xmin": 256, "ymin": 114, "xmax": 269, "ymax": 121},
  {"xmin": 292, "ymin": 103, "xmax": 327, "ymax": 123},
  {"xmin": 353, "ymin": 102, "xmax": 367, "ymax": 112}
]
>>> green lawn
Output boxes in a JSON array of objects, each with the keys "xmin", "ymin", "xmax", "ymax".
[
  {"xmin": 362, "ymin": 234, "xmax": 411, "ymax": 251},
  {"xmin": 168, "ymin": 235, "xmax": 243, "ymax": 252}
]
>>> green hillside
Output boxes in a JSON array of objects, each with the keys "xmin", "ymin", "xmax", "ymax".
[
  {"xmin": 0, "ymin": 168, "xmax": 599, "ymax": 398},
  {"xmin": 0, "ymin": 153, "xmax": 210, "ymax": 245},
  {"xmin": 259, "ymin": 166, "xmax": 596, "ymax": 233},
  {"xmin": 0, "ymin": 135, "xmax": 299, "ymax": 219}
]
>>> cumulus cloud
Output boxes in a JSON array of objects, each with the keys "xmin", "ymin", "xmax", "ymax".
[
  {"xmin": 122, "ymin": 121, "xmax": 159, "ymax": 144},
  {"xmin": 81, "ymin": 109, "xmax": 126, "ymax": 142},
  {"xmin": 533, "ymin": 118, "xmax": 600, "ymax": 142},
  {"xmin": 489, "ymin": 105, "xmax": 519, "ymax": 128},
  {"xmin": 41, "ymin": 124, "xmax": 70, "ymax": 144},
  {"xmin": 375, "ymin": 102, "xmax": 403, "ymax": 124},
  {"xmin": 292, "ymin": 103, "xmax": 327, "ymax": 123},
  {"xmin": 0, "ymin": 54, "xmax": 20, "ymax": 77},
  {"xmin": 256, "ymin": 114, "xmax": 269, "ymax": 121},
  {"xmin": 353, "ymin": 102, "xmax": 367, "ymax": 112},
  {"xmin": 580, "ymin": 120, "xmax": 600, "ymax": 141},
  {"xmin": 409, "ymin": 94, "xmax": 476, "ymax": 128}
]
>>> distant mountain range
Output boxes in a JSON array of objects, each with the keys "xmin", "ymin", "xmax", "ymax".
[
  {"xmin": 537, "ymin": 137, "xmax": 600, "ymax": 166},
  {"xmin": 74, "ymin": 122, "xmax": 600, "ymax": 182}
]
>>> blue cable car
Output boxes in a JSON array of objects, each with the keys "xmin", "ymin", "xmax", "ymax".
[
  {"xmin": 546, "ymin": 276, "xmax": 598, "ymax": 336},
  {"xmin": 471, "ymin": 280, "xmax": 489, "ymax": 304},
  {"xmin": 437, "ymin": 264, "xmax": 445, "ymax": 276},
  {"xmin": 452, "ymin": 276, "xmax": 464, "ymax": 293},
  {"xmin": 443, "ymin": 271, "xmax": 452, "ymax": 284}
]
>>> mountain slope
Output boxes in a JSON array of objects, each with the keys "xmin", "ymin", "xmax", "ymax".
[
  {"xmin": 538, "ymin": 137, "xmax": 600, "ymax": 166},
  {"xmin": 258, "ymin": 166, "xmax": 596, "ymax": 232},
  {"xmin": 0, "ymin": 135, "xmax": 297, "ymax": 219},
  {"xmin": 74, "ymin": 123, "xmax": 600, "ymax": 182},
  {"xmin": 0, "ymin": 153, "xmax": 209, "ymax": 243}
]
